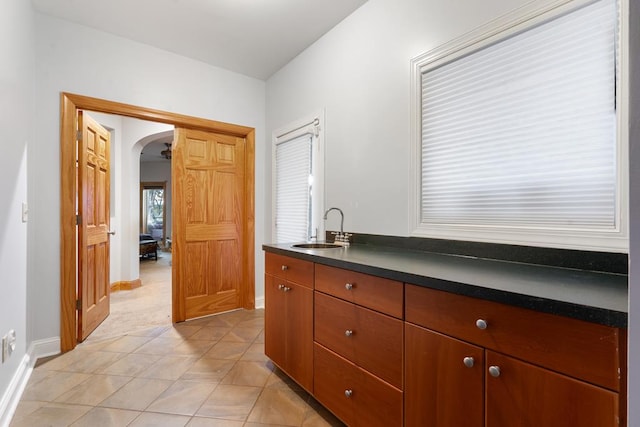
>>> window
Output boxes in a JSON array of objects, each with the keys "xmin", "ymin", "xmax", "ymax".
[
  {"xmin": 410, "ymin": 0, "xmax": 628, "ymax": 252},
  {"xmin": 272, "ymin": 112, "xmax": 325, "ymax": 243}
]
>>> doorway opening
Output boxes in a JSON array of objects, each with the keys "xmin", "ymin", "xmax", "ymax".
[{"xmin": 60, "ymin": 93, "xmax": 256, "ymax": 352}]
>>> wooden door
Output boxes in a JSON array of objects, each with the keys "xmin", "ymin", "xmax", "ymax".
[
  {"xmin": 77, "ymin": 111, "xmax": 111, "ymax": 341},
  {"xmin": 485, "ymin": 351, "xmax": 619, "ymax": 427},
  {"xmin": 172, "ymin": 128, "xmax": 247, "ymax": 321},
  {"xmin": 404, "ymin": 323, "xmax": 484, "ymax": 427}
]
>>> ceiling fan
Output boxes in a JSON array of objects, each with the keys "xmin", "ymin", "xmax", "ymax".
[{"xmin": 160, "ymin": 143, "xmax": 172, "ymax": 160}]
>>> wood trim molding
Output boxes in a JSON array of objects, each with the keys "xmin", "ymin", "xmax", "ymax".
[
  {"xmin": 110, "ymin": 279, "xmax": 143, "ymax": 292},
  {"xmin": 60, "ymin": 92, "xmax": 256, "ymax": 352}
]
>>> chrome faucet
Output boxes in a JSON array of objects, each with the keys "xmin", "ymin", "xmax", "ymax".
[
  {"xmin": 323, "ymin": 207, "xmax": 351, "ymax": 246},
  {"xmin": 323, "ymin": 207, "xmax": 344, "ymax": 234}
]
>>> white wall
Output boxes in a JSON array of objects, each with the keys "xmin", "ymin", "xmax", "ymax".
[
  {"xmin": 0, "ymin": 0, "xmax": 33, "ymax": 414},
  {"xmin": 31, "ymin": 13, "xmax": 266, "ymax": 344},
  {"xmin": 266, "ymin": 0, "xmax": 638, "ymax": 423},
  {"xmin": 266, "ymin": 0, "xmax": 534, "ymax": 238}
]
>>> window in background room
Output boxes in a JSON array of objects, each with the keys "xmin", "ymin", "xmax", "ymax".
[
  {"xmin": 410, "ymin": 0, "xmax": 627, "ymax": 252},
  {"xmin": 273, "ymin": 112, "xmax": 325, "ymax": 243}
]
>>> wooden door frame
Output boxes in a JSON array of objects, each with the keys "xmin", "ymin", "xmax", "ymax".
[{"xmin": 60, "ymin": 92, "xmax": 256, "ymax": 352}]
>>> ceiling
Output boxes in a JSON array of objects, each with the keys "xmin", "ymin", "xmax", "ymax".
[{"xmin": 31, "ymin": 0, "xmax": 368, "ymax": 80}]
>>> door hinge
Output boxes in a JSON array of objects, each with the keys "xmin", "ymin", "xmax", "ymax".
[
  {"xmin": 76, "ymin": 214, "xmax": 81, "ymax": 225},
  {"xmin": 76, "ymin": 130, "xmax": 82, "ymax": 141},
  {"xmin": 76, "ymin": 299, "xmax": 81, "ymax": 310}
]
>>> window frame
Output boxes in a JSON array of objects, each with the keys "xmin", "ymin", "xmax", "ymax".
[
  {"xmin": 409, "ymin": 0, "xmax": 629, "ymax": 252},
  {"xmin": 272, "ymin": 110, "xmax": 325, "ymax": 243}
]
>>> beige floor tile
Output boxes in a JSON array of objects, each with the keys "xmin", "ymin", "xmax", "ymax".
[
  {"xmin": 188, "ymin": 326, "xmax": 231, "ymax": 341},
  {"xmin": 170, "ymin": 339, "xmax": 216, "ymax": 357},
  {"xmin": 61, "ymin": 350, "xmax": 127, "ymax": 373},
  {"xmin": 203, "ymin": 341, "xmax": 251, "ymax": 360},
  {"xmin": 133, "ymin": 337, "xmax": 185, "ymax": 355},
  {"xmin": 201, "ymin": 317, "xmax": 237, "ymax": 329},
  {"xmin": 186, "ymin": 417, "xmax": 244, "ymax": 426},
  {"xmin": 21, "ymin": 371, "xmax": 92, "ymax": 402},
  {"xmin": 99, "ymin": 335, "xmax": 154, "ymax": 353},
  {"xmin": 159, "ymin": 324, "xmax": 204, "ymax": 340},
  {"xmin": 196, "ymin": 384, "xmax": 261, "ymax": 421},
  {"xmin": 128, "ymin": 411, "xmax": 191, "ymax": 427},
  {"xmin": 247, "ymin": 387, "xmax": 309, "ymax": 426},
  {"xmin": 70, "ymin": 407, "xmax": 141, "ymax": 427},
  {"xmin": 235, "ymin": 316, "xmax": 265, "ymax": 329},
  {"xmin": 180, "ymin": 358, "xmax": 235, "ymax": 381},
  {"xmin": 127, "ymin": 325, "xmax": 172, "ymax": 338},
  {"xmin": 302, "ymin": 398, "xmax": 345, "ymax": 427},
  {"xmin": 97, "ymin": 353, "xmax": 162, "ymax": 376},
  {"xmin": 146, "ymin": 380, "xmax": 218, "ymax": 416},
  {"xmin": 54, "ymin": 374, "xmax": 131, "ymax": 406},
  {"xmin": 220, "ymin": 327, "xmax": 262, "ymax": 343},
  {"xmin": 221, "ymin": 361, "xmax": 273, "ymax": 387},
  {"xmin": 138, "ymin": 355, "xmax": 199, "ymax": 380},
  {"xmin": 240, "ymin": 343, "xmax": 269, "ymax": 362},
  {"xmin": 99, "ymin": 377, "xmax": 173, "ymax": 411},
  {"xmin": 9, "ymin": 403, "xmax": 92, "ymax": 427},
  {"xmin": 9, "ymin": 400, "xmax": 47, "ymax": 420},
  {"xmin": 254, "ymin": 330, "xmax": 265, "ymax": 344}
]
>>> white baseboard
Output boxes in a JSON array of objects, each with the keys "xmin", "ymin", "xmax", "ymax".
[
  {"xmin": 0, "ymin": 337, "xmax": 60, "ymax": 427},
  {"xmin": 255, "ymin": 296, "xmax": 265, "ymax": 309}
]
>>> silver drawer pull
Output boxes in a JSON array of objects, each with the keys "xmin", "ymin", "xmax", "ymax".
[
  {"xmin": 283, "ymin": 286, "xmax": 291, "ymax": 292},
  {"xmin": 281, "ymin": 265, "xmax": 288, "ymax": 271},
  {"xmin": 475, "ymin": 319, "xmax": 488, "ymax": 330},
  {"xmin": 463, "ymin": 357, "xmax": 475, "ymax": 368},
  {"xmin": 345, "ymin": 329, "xmax": 353, "ymax": 337},
  {"xmin": 278, "ymin": 284, "xmax": 285, "ymax": 290},
  {"xmin": 344, "ymin": 389, "xmax": 353, "ymax": 398},
  {"xmin": 345, "ymin": 283, "xmax": 353, "ymax": 290},
  {"xmin": 489, "ymin": 366, "xmax": 501, "ymax": 377}
]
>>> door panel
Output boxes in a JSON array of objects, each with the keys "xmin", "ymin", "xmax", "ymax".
[
  {"xmin": 173, "ymin": 128, "xmax": 246, "ymax": 321},
  {"xmin": 77, "ymin": 111, "xmax": 111, "ymax": 341}
]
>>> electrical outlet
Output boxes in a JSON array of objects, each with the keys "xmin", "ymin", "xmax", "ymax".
[{"xmin": 2, "ymin": 330, "xmax": 16, "ymax": 363}]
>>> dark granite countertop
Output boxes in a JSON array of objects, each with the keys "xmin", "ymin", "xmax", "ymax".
[{"xmin": 263, "ymin": 242, "xmax": 628, "ymax": 328}]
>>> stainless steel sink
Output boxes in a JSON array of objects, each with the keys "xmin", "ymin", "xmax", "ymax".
[{"xmin": 292, "ymin": 243, "xmax": 343, "ymax": 249}]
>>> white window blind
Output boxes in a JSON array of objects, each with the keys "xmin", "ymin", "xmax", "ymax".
[
  {"xmin": 421, "ymin": 0, "xmax": 617, "ymax": 230},
  {"xmin": 275, "ymin": 134, "xmax": 313, "ymax": 243}
]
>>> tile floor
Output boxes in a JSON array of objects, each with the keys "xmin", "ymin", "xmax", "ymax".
[{"xmin": 11, "ymin": 252, "xmax": 345, "ymax": 426}]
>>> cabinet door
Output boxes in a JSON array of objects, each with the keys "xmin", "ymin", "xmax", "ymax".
[
  {"xmin": 486, "ymin": 351, "xmax": 619, "ymax": 427},
  {"xmin": 284, "ymin": 281, "xmax": 314, "ymax": 392},
  {"xmin": 264, "ymin": 274, "xmax": 286, "ymax": 369},
  {"xmin": 405, "ymin": 323, "xmax": 484, "ymax": 427}
]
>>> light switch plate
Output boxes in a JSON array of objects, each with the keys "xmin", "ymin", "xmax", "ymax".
[{"xmin": 21, "ymin": 203, "xmax": 28, "ymax": 223}]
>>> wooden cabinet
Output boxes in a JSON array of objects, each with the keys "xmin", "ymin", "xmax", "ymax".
[
  {"xmin": 264, "ymin": 253, "xmax": 314, "ymax": 392},
  {"xmin": 314, "ymin": 265, "xmax": 404, "ymax": 426},
  {"xmin": 405, "ymin": 284, "xmax": 625, "ymax": 427}
]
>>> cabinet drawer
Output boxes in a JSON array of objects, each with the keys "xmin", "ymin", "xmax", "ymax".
[
  {"xmin": 315, "ymin": 292, "xmax": 403, "ymax": 389},
  {"xmin": 314, "ymin": 343, "xmax": 403, "ymax": 427},
  {"xmin": 486, "ymin": 351, "xmax": 619, "ymax": 427},
  {"xmin": 265, "ymin": 252, "xmax": 314, "ymax": 288},
  {"xmin": 315, "ymin": 264, "xmax": 403, "ymax": 318},
  {"xmin": 405, "ymin": 284, "xmax": 622, "ymax": 391}
]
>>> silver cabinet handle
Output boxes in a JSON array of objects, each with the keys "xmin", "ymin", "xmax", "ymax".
[
  {"xmin": 345, "ymin": 283, "xmax": 353, "ymax": 290},
  {"xmin": 283, "ymin": 286, "xmax": 291, "ymax": 292},
  {"xmin": 475, "ymin": 319, "xmax": 488, "ymax": 330},
  {"xmin": 107, "ymin": 230, "xmax": 116, "ymax": 236},
  {"xmin": 345, "ymin": 330, "xmax": 353, "ymax": 337},
  {"xmin": 489, "ymin": 366, "xmax": 501, "ymax": 377},
  {"xmin": 278, "ymin": 284, "xmax": 285, "ymax": 290},
  {"xmin": 463, "ymin": 357, "xmax": 475, "ymax": 368},
  {"xmin": 281, "ymin": 265, "xmax": 288, "ymax": 271},
  {"xmin": 344, "ymin": 389, "xmax": 353, "ymax": 398}
]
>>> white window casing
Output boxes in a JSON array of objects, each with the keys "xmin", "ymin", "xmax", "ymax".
[{"xmin": 410, "ymin": 0, "xmax": 629, "ymax": 252}]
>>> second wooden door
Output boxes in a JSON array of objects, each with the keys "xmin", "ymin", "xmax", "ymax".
[{"xmin": 172, "ymin": 128, "xmax": 249, "ymax": 321}]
